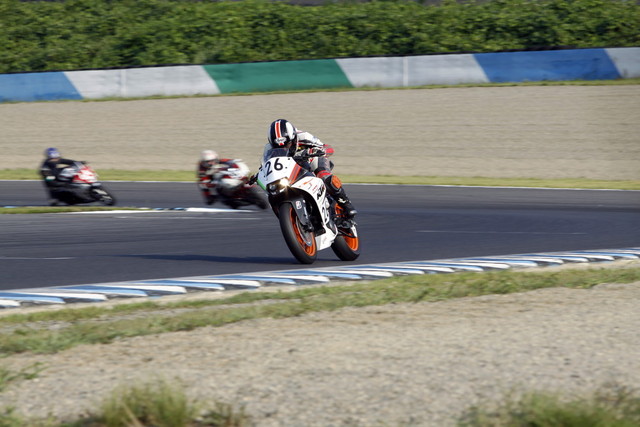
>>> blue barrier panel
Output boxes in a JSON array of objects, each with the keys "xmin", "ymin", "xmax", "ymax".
[
  {"xmin": 0, "ymin": 72, "xmax": 82, "ymax": 102},
  {"xmin": 475, "ymin": 49, "xmax": 621, "ymax": 83}
]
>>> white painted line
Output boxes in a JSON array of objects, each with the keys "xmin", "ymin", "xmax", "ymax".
[
  {"xmin": 0, "ymin": 256, "xmax": 75, "ymax": 260},
  {"xmin": 0, "ymin": 299, "xmax": 21, "ymax": 307},
  {"xmin": 397, "ymin": 263, "xmax": 456, "ymax": 273},
  {"xmin": 322, "ymin": 269, "xmax": 395, "ymax": 277},
  {"xmin": 418, "ymin": 230, "xmax": 587, "ymax": 235},
  {"xmin": 182, "ymin": 278, "xmax": 262, "ymax": 288},
  {"xmin": 98, "ymin": 284, "xmax": 187, "ymax": 294},
  {"xmin": 18, "ymin": 292, "xmax": 108, "ymax": 302},
  {"xmin": 493, "ymin": 256, "xmax": 564, "ymax": 265},
  {"xmin": 238, "ymin": 274, "xmax": 330, "ymax": 283},
  {"xmin": 438, "ymin": 261, "xmax": 512, "ymax": 270}
]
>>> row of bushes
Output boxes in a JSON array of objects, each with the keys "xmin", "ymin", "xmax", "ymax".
[{"xmin": 1, "ymin": 0, "xmax": 639, "ymax": 74}]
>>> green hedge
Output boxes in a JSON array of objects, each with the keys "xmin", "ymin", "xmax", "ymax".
[{"xmin": 0, "ymin": 0, "xmax": 638, "ymax": 74}]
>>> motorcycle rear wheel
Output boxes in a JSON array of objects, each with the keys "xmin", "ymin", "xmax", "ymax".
[
  {"xmin": 331, "ymin": 228, "xmax": 360, "ymax": 261},
  {"xmin": 278, "ymin": 203, "xmax": 317, "ymax": 264},
  {"xmin": 331, "ymin": 205, "xmax": 360, "ymax": 261}
]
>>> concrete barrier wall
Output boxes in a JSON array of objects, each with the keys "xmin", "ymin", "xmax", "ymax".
[{"xmin": 1, "ymin": 47, "xmax": 638, "ymax": 103}]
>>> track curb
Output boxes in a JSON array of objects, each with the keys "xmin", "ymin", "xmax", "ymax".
[{"xmin": 2, "ymin": 247, "xmax": 639, "ymax": 309}]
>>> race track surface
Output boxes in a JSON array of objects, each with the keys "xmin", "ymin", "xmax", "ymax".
[{"xmin": 1, "ymin": 181, "xmax": 639, "ymax": 291}]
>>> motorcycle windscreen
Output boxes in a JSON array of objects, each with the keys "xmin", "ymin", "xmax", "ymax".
[{"xmin": 263, "ymin": 147, "xmax": 289, "ymax": 162}]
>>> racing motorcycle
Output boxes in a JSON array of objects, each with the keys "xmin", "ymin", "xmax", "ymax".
[
  {"xmin": 51, "ymin": 161, "xmax": 116, "ymax": 206},
  {"xmin": 255, "ymin": 146, "xmax": 360, "ymax": 264},
  {"xmin": 204, "ymin": 160, "xmax": 268, "ymax": 210}
]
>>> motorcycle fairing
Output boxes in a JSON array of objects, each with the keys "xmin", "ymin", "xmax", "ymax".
[{"xmin": 258, "ymin": 151, "xmax": 339, "ymax": 251}]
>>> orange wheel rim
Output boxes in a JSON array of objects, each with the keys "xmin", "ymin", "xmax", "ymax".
[
  {"xmin": 290, "ymin": 208, "xmax": 316, "ymax": 255},
  {"xmin": 335, "ymin": 205, "xmax": 358, "ymax": 250},
  {"xmin": 344, "ymin": 235, "xmax": 359, "ymax": 251}
]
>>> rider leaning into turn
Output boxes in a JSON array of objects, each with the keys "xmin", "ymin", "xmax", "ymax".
[
  {"xmin": 197, "ymin": 149, "xmax": 245, "ymax": 205},
  {"xmin": 39, "ymin": 147, "xmax": 78, "ymax": 205},
  {"xmin": 262, "ymin": 119, "xmax": 357, "ymax": 218}
]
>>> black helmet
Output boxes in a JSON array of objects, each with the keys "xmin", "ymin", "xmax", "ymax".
[{"xmin": 267, "ymin": 119, "xmax": 297, "ymax": 148}]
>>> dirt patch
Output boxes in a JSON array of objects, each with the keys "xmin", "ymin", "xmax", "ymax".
[
  {"xmin": 1, "ymin": 273, "xmax": 639, "ymax": 425},
  {"xmin": 2, "ymin": 85, "xmax": 639, "ymax": 180}
]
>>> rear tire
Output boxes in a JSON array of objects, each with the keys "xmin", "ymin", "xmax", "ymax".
[
  {"xmin": 331, "ymin": 227, "xmax": 360, "ymax": 261},
  {"xmin": 278, "ymin": 203, "xmax": 317, "ymax": 264},
  {"xmin": 331, "ymin": 205, "xmax": 360, "ymax": 261}
]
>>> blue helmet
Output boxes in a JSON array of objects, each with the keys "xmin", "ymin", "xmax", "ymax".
[{"xmin": 45, "ymin": 147, "xmax": 60, "ymax": 159}]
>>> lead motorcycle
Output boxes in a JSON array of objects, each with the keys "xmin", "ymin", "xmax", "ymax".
[
  {"xmin": 255, "ymin": 146, "xmax": 360, "ymax": 264},
  {"xmin": 50, "ymin": 161, "xmax": 116, "ymax": 206}
]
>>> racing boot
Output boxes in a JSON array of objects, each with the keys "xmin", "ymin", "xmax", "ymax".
[
  {"xmin": 323, "ymin": 175, "xmax": 357, "ymax": 218},
  {"xmin": 335, "ymin": 190, "xmax": 357, "ymax": 218}
]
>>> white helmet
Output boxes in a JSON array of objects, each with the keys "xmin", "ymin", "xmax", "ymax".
[{"xmin": 201, "ymin": 150, "xmax": 218, "ymax": 162}]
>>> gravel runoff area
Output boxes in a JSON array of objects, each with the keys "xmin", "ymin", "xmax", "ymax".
[
  {"xmin": 2, "ymin": 85, "xmax": 640, "ymax": 180},
  {"xmin": 1, "ymin": 86, "xmax": 639, "ymax": 425},
  {"xmin": 1, "ymin": 261, "xmax": 639, "ymax": 426}
]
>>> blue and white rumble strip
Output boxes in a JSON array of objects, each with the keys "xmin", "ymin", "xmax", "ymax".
[{"xmin": 1, "ymin": 247, "xmax": 638, "ymax": 309}]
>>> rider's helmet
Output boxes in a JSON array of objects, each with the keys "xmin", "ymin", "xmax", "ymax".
[
  {"xmin": 201, "ymin": 149, "xmax": 218, "ymax": 164},
  {"xmin": 45, "ymin": 147, "xmax": 60, "ymax": 159},
  {"xmin": 267, "ymin": 119, "xmax": 297, "ymax": 149}
]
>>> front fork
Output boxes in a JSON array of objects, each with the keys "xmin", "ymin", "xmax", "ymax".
[{"xmin": 271, "ymin": 195, "xmax": 315, "ymax": 232}]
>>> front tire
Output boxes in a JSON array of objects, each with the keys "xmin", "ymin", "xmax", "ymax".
[
  {"xmin": 278, "ymin": 203, "xmax": 317, "ymax": 264},
  {"xmin": 92, "ymin": 187, "xmax": 116, "ymax": 206},
  {"xmin": 249, "ymin": 186, "xmax": 268, "ymax": 209}
]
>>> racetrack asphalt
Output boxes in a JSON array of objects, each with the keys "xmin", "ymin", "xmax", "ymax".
[{"xmin": 1, "ymin": 181, "xmax": 639, "ymax": 295}]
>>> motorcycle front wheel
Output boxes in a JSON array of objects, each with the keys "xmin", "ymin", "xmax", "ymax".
[
  {"xmin": 249, "ymin": 186, "xmax": 269, "ymax": 210},
  {"xmin": 278, "ymin": 203, "xmax": 317, "ymax": 264},
  {"xmin": 91, "ymin": 187, "xmax": 116, "ymax": 206}
]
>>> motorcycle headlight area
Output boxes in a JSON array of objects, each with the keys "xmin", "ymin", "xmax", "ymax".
[{"xmin": 267, "ymin": 178, "xmax": 290, "ymax": 194}]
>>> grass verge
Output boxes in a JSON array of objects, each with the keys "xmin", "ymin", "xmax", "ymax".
[
  {"xmin": 1, "ymin": 379, "xmax": 251, "ymax": 427},
  {"xmin": 459, "ymin": 383, "xmax": 640, "ymax": 427},
  {"xmin": 2, "ymin": 380, "xmax": 638, "ymax": 426},
  {"xmin": 2, "ymin": 169, "xmax": 639, "ymax": 190},
  {"xmin": 1, "ymin": 265, "xmax": 639, "ymax": 356},
  {"xmin": 0, "ymin": 363, "xmax": 44, "ymax": 392},
  {"xmin": 0, "ymin": 206, "xmax": 145, "ymax": 214}
]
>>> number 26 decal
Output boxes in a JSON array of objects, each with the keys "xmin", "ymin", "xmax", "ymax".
[{"xmin": 264, "ymin": 158, "xmax": 284, "ymax": 177}]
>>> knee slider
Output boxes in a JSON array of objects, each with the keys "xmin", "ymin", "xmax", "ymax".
[{"xmin": 322, "ymin": 174, "xmax": 342, "ymax": 193}]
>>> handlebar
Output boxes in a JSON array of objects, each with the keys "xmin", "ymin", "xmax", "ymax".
[{"xmin": 293, "ymin": 151, "xmax": 324, "ymax": 161}]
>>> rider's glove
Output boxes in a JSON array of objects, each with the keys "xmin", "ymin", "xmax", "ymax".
[
  {"xmin": 298, "ymin": 133, "xmax": 324, "ymax": 148},
  {"xmin": 248, "ymin": 174, "xmax": 257, "ymax": 185},
  {"xmin": 311, "ymin": 147, "xmax": 325, "ymax": 156}
]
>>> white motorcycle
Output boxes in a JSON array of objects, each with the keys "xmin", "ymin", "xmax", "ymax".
[
  {"xmin": 256, "ymin": 147, "xmax": 360, "ymax": 264},
  {"xmin": 204, "ymin": 160, "xmax": 268, "ymax": 210}
]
